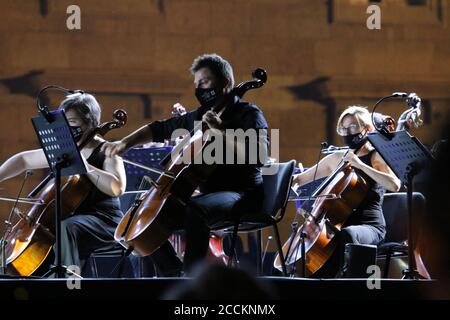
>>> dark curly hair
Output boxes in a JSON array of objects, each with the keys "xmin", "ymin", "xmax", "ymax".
[{"xmin": 190, "ymin": 53, "xmax": 235, "ymax": 90}]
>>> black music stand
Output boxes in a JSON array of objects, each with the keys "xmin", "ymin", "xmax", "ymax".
[
  {"xmin": 367, "ymin": 130, "xmax": 433, "ymax": 279},
  {"xmin": 31, "ymin": 109, "xmax": 87, "ymax": 278}
]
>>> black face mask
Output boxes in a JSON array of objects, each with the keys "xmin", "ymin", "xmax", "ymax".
[
  {"xmin": 195, "ymin": 87, "xmax": 220, "ymax": 108},
  {"xmin": 342, "ymin": 131, "xmax": 368, "ymax": 150},
  {"xmin": 70, "ymin": 125, "xmax": 84, "ymax": 143}
]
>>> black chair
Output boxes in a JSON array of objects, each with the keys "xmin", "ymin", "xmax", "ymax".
[
  {"xmin": 209, "ymin": 160, "xmax": 296, "ymax": 276},
  {"xmin": 378, "ymin": 192, "xmax": 426, "ymax": 278},
  {"xmin": 85, "ymin": 244, "xmax": 144, "ymax": 278}
]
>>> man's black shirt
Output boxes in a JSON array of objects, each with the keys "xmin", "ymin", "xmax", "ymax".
[{"xmin": 148, "ymin": 96, "xmax": 269, "ymax": 193}]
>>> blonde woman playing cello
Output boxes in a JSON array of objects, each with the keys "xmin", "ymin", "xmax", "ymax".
[{"xmin": 292, "ymin": 106, "xmax": 401, "ymax": 277}]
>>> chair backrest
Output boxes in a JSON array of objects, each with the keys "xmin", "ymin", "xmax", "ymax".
[
  {"xmin": 260, "ymin": 160, "xmax": 296, "ymax": 221},
  {"xmin": 382, "ymin": 192, "xmax": 426, "ymax": 243}
]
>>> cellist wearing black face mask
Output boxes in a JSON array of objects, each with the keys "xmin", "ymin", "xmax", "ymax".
[
  {"xmin": 101, "ymin": 54, "xmax": 269, "ymax": 275},
  {"xmin": 292, "ymin": 106, "xmax": 401, "ymax": 277},
  {"xmin": 0, "ymin": 93, "xmax": 127, "ymax": 276}
]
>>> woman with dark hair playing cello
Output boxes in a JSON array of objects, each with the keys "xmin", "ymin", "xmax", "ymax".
[{"xmin": 0, "ymin": 92, "xmax": 127, "ymax": 275}]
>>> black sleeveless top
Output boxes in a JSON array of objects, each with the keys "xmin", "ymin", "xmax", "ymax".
[
  {"xmin": 74, "ymin": 142, "xmax": 123, "ymax": 225},
  {"xmin": 344, "ymin": 150, "xmax": 386, "ymax": 237}
]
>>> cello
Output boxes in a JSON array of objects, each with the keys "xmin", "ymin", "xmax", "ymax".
[
  {"xmin": 114, "ymin": 68, "xmax": 267, "ymax": 257},
  {"xmin": 4, "ymin": 108, "xmax": 127, "ymax": 276},
  {"xmin": 121, "ymin": 168, "xmax": 232, "ymax": 265}
]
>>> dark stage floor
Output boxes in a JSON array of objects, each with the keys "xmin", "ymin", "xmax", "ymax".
[{"xmin": 0, "ymin": 276, "xmax": 442, "ymax": 300}]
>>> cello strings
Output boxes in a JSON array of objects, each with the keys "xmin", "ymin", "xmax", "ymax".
[
  {"xmin": 285, "ymin": 145, "xmax": 324, "ymax": 267},
  {"xmin": 289, "ymin": 149, "xmax": 353, "ymax": 274},
  {"xmin": 3, "ymin": 170, "xmax": 33, "ymax": 236},
  {"xmin": 0, "ymin": 196, "xmax": 43, "ymax": 204},
  {"xmin": 122, "ymin": 159, "xmax": 174, "ymax": 179}
]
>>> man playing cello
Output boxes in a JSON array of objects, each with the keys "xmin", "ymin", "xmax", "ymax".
[{"xmin": 102, "ymin": 53, "xmax": 269, "ymax": 274}]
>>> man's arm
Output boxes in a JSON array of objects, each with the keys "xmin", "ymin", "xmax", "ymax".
[
  {"xmin": 101, "ymin": 125, "xmax": 153, "ymax": 158},
  {"xmin": 102, "ymin": 108, "xmax": 199, "ymax": 157}
]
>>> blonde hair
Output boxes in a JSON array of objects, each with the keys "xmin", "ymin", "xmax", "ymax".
[{"xmin": 336, "ymin": 106, "xmax": 373, "ymax": 135}]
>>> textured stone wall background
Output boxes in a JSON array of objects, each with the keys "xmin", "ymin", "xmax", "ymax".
[{"xmin": 1, "ymin": 0, "xmax": 449, "ymax": 253}]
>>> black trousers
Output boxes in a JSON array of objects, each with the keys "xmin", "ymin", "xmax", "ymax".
[
  {"xmin": 58, "ymin": 212, "xmax": 120, "ymax": 272},
  {"xmin": 314, "ymin": 224, "xmax": 384, "ymax": 278},
  {"xmin": 150, "ymin": 189, "xmax": 263, "ymax": 275}
]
